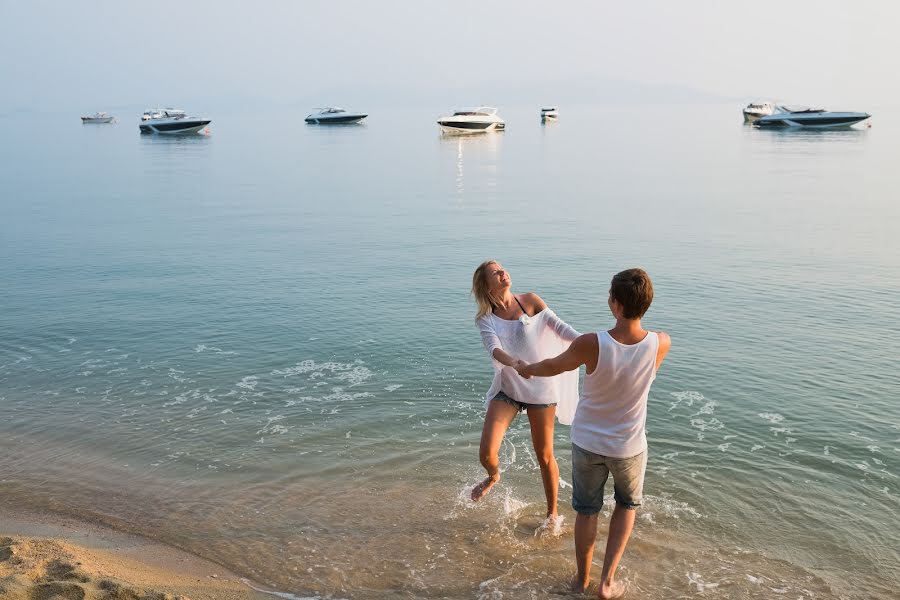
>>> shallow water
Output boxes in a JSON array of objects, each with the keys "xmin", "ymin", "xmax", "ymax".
[{"xmin": 1, "ymin": 104, "xmax": 898, "ymax": 599}]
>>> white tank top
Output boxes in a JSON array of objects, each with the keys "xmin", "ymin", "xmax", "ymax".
[{"xmin": 571, "ymin": 331, "xmax": 659, "ymax": 458}]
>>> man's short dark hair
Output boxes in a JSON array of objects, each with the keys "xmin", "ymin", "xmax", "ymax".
[{"xmin": 610, "ymin": 269, "xmax": 654, "ymax": 319}]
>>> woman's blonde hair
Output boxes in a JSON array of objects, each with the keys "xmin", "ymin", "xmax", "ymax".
[{"xmin": 472, "ymin": 260, "xmax": 501, "ymax": 319}]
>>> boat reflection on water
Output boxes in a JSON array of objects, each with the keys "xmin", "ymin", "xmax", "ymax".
[{"xmin": 439, "ymin": 127, "xmax": 502, "ymax": 201}]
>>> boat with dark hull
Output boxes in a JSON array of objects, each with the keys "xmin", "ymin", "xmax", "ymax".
[
  {"xmin": 139, "ymin": 108, "xmax": 211, "ymax": 135},
  {"xmin": 305, "ymin": 107, "xmax": 367, "ymax": 124},
  {"xmin": 437, "ymin": 107, "xmax": 505, "ymax": 134},
  {"xmin": 754, "ymin": 108, "xmax": 870, "ymax": 129}
]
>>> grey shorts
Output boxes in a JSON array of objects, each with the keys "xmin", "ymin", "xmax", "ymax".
[
  {"xmin": 492, "ymin": 391, "xmax": 556, "ymax": 413},
  {"xmin": 571, "ymin": 443, "xmax": 647, "ymax": 514}
]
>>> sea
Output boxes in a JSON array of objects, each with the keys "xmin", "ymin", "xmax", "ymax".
[{"xmin": 1, "ymin": 103, "xmax": 898, "ymax": 599}]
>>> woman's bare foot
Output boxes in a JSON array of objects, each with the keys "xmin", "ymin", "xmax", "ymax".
[
  {"xmin": 535, "ymin": 513, "xmax": 564, "ymax": 538},
  {"xmin": 570, "ymin": 574, "xmax": 590, "ymax": 594},
  {"xmin": 598, "ymin": 579, "xmax": 625, "ymax": 599},
  {"xmin": 471, "ymin": 475, "xmax": 499, "ymax": 501}
]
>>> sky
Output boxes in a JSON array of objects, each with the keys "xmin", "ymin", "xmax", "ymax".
[{"xmin": 1, "ymin": 0, "xmax": 897, "ymax": 112}]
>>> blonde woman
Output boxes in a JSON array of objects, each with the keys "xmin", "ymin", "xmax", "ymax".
[{"xmin": 471, "ymin": 260, "xmax": 580, "ymax": 521}]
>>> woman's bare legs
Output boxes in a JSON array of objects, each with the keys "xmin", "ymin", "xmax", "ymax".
[
  {"xmin": 472, "ymin": 399, "xmax": 519, "ymax": 501},
  {"xmin": 526, "ymin": 405, "xmax": 559, "ymax": 517}
]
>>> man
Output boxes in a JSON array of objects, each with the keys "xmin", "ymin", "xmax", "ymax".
[{"xmin": 516, "ymin": 268, "xmax": 671, "ymax": 599}]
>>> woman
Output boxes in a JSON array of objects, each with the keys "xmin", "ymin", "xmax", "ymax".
[{"xmin": 470, "ymin": 260, "xmax": 580, "ymax": 521}]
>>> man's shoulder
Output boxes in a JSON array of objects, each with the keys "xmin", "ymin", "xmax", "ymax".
[{"xmin": 655, "ymin": 331, "xmax": 671, "ymax": 350}]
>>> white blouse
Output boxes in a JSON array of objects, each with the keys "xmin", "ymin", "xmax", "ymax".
[{"xmin": 477, "ymin": 308, "xmax": 580, "ymax": 425}]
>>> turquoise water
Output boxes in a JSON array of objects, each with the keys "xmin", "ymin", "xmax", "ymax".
[{"xmin": 1, "ymin": 104, "xmax": 898, "ymax": 599}]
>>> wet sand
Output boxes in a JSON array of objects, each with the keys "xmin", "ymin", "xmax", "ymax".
[{"xmin": 0, "ymin": 508, "xmax": 272, "ymax": 600}]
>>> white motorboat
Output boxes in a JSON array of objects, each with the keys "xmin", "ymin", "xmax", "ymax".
[
  {"xmin": 754, "ymin": 107, "xmax": 871, "ymax": 129},
  {"xmin": 81, "ymin": 112, "xmax": 115, "ymax": 124},
  {"xmin": 305, "ymin": 107, "xmax": 367, "ymax": 124},
  {"xmin": 541, "ymin": 107, "xmax": 559, "ymax": 121},
  {"xmin": 437, "ymin": 106, "xmax": 505, "ymax": 134},
  {"xmin": 139, "ymin": 108, "xmax": 211, "ymax": 134},
  {"xmin": 743, "ymin": 101, "xmax": 777, "ymax": 122}
]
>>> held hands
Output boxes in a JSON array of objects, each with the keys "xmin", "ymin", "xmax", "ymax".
[{"xmin": 513, "ymin": 359, "xmax": 533, "ymax": 379}]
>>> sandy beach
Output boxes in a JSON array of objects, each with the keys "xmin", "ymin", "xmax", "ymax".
[{"xmin": 0, "ymin": 508, "xmax": 271, "ymax": 600}]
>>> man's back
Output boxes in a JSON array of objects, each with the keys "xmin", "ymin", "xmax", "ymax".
[{"xmin": 571, "ymin": 330, "xmax": 659, "ymax": 459}]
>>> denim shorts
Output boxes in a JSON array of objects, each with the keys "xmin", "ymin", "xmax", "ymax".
[
  {"xmin": 492, "ymin": 391, "xmax": 556, "ymax": 413},
  {"xmin": 571, "ymin": 443, "xmax": 647, "ymax": 514}
]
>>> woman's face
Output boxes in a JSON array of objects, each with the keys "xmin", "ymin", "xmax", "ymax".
[{"xmin": 486, "ymin": 263, "xmax": 511, "ymax": 294}]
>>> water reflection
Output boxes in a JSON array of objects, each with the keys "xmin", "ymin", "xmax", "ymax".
[
  {"xmin": 139, "ymin": 130, "xmax": 212, "ymax": 147},
  {"xmin": 744, "ymin": 123, "xmax": 870, "ymax": 144},
  {"xmin": 439, "ymin": 131, "xmax": 502, "ymax": 201}
]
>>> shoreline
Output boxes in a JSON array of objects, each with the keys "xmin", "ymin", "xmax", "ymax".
[{"xmin": 0, "ymin": 506, "xmax": 277, "ymax": 600}]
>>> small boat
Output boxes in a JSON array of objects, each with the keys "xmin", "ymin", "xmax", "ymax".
[
  {"xmin": 81, "ymin": 112, "xmax": 115, "ymax": 124},
  {"xmin": 541, "ymin": 107, "xmax": 559, "ymax": 121},
  {"xmin": 305, "ymin": 107, "xmax": 367, "ymax": 124},
  {"xmin": 743, "ymin": 102, "xmax": 777, "ymax": 123},
  {"xmin": 754, "ymin": 107, "xmax": 871, "ymax": 129},
  {"xmin": 139, "ymin": 108, "xmax": 211, "ymax": 135},
  {"xmin": 437, "ymin": 107, "xmax": 505, "ymax": 134}
]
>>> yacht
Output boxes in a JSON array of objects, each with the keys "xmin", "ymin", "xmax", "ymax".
[
  {"xmin": 139, "ymin": 108, "xmax": 211, "ymax": 135},
  {"xmin": 437, "ymin": 107, "xmax": 505, "ymax": 133},
  {"xmin": 305, "ymin": 107, "xmax": 367, "ymax": 124},
  {"xmin": 754, "ymin": 107, "xmax": 871, "ymax": 129},
  {"xmin": 541, "ymin": 107, "xmax": 559, "ymax": 121},
  {"xmin": 743, "ymin": 101, "xmax": 777, "ymax": 122},
  {"xmin": 81, "ymin": 111, "xmax": 115, "ymax": 124}
]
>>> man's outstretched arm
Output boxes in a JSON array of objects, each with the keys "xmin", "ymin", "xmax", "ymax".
[{"xmin": 516, "ymin": 333, "xmax": 596, "ymax": 378}]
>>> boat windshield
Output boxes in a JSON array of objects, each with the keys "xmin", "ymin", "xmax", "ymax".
[{"xmin": 454, "ymin": 107, "xmax": 496, "ymax": 116}]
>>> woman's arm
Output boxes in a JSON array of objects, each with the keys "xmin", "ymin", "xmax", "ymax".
[
  {"xmin": 524, "ymin": 293, "xmax": 579, "ymax": 341},
  {"xmin": 544, "ymin": 308, "xmax": 580, "ymax": 342},
  {"xmin": 478, "ymin": 317, "xmax": 531, "ymax": 375}
]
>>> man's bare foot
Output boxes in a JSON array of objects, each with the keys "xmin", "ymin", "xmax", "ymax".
[
  {"xmin": 598, "ymin": 579, "xmax": 625, "ymax": 599},
  {"xmin": 570, "ymin": 574, "xmax": 590, "ymax": 594},
  {"xmin": 471, "ymin": 475, "xmax": 499, "ymax": 501}
]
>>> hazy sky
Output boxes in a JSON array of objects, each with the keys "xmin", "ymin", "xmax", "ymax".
[{"xmin": 2, "ymin": 0, "xmax": 897, "ymax": 111}]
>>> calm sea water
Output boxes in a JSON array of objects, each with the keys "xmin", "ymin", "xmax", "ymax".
[{"xmin": 1, "ymin": 104, "xmax": 898, "ymax": 599}]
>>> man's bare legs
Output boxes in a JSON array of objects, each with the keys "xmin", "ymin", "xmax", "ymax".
[
  {"xmin": 572, "ymin": 505, "xmax": 635, "ymax": 598},
  {"xmin": 573, "ymin": 512, "xmax": 598, "ymax": 592},
  {"xmin": 472, "ymin": 400, "xmax": 519, "ymax": 501},
  {"xmin": 526, "ymin": 406, "xmax": 559, "ymax": 518},
  {"xmin": 597, "ymin": 504, "xmax": 636, "ymax": 599}
]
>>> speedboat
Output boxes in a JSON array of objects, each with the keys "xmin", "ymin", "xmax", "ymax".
[
  {"xmin": 437, "ymin": 107, "xmax": 505, "ymax": 134},
  {"xmin": 743, "ymin": 101, "xmax": 776, "ymax": 122},
  {"xmin": 305, "ymin": 107, "xmax": 367, "ymax": 124},
  {"xmin": 139, "ymin": 108, "xmax": 211, "ymax": 134},
  {"xmin": 81, "ymin": 112, "xmax": 114, "ymax": 124},
  {"xmin": 541, "ymin": 107, "xmax": 559, "ymax": 121},
  {"xmin": 754, "ymin": 107, "xmax": 871, "ymax": 129}
]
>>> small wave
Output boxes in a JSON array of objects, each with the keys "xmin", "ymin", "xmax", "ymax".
[
  {"xmin": 669, "ymin": 390, "xmax": 704, "ymax": 411},
  {"xmin": 240, "ymin": 578, "xmax": 324, "ymax": 600},
  {"xmin": 237, "ymin": 376, "xmax": 258, "ymax": 390},
  {"xmin": 502, "ymin": 491, "xmax": 528, "ymax": 516},
  {"xmin": 687, "ymin": 571, "xmax": 720, "ymax": 592},
  {"xmin": 690, "ymin": 417, "xmax": 724, "ymax": 432},
  {"xmin": 758, "ymin": 412, "xmax": 784, "ymax": 424},
  {"xmin": 195, "ymin": 344, "xmax": 238, "ymax": 355}
]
